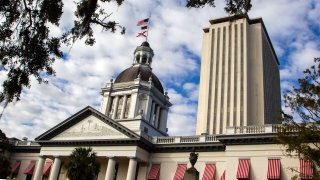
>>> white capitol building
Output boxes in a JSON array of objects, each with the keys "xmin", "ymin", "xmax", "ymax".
[{"xmin": 2, "ymin": 15, "xmax": 313, "ymax": 180}]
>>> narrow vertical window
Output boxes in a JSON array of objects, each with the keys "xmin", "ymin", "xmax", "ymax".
[
  {"xmin": 220, "ymin": 26, "xmax": 226, "ymax": 133},
  {"xmin": 157, "ymin": 108, "xmax": 162, "ymax": 128},
  {"xmin": 233, "ymin": 24, "xmax": 238, "ymax": 126},
  {"xmin": 152, "ymin": 104, "xmax": 158, "ymax": 126},
  {"xmin": 115, "ymin": 96, "xmax": 123, "ymax": 119},
  {"xmin": 207, "ymin": 28, "xmax": 215, "ymax": 133},
  {"xmin": 240, "ymin": 23, "xmax": 244, "ymax": 126},
  {"xmin": 227, "ymin": 24, "xmax": 232, "ymax": 127},
  {"xmin": 124, "ymin": 95, "xmax": 131, "ymax": 119},
  {"xmin": 213, "ymin": 27, "xmax": 221, "ymax": 134}
]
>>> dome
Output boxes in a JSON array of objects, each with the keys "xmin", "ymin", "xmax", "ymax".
[{"xmin": 114, "ymin": 65, "xmax": 164, "ymax": 94}]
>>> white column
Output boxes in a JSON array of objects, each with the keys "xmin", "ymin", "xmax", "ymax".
[
  {"xmin": 49, "ymin": 156, "xmax": 61, "ymax": 180},
  {"xmin": 120, "ymin": 95, "xmax": 128, "ymax": 119},
  {"xmin": 126, "ymin": 157, "xmax": 137, "ymax": 180},
  {"xmin": 33, "ymin": 156, "xmax": 45, "ymax": 180},
  {"xmin": 105, "ymin": 157, "xmax": 116, "ymax": 180},
  {"xmin": 112, "ymin": 96, "xmax": 119, "ymax": 119},
  {"xmin": 104, "ymin": 94, "xmax": 112, "ymax": 115}
]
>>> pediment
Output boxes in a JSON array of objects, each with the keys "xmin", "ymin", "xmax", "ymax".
[
  {"xmin": 36, "ymin": 106, "xmax": 139, "ymax": 141},
  {"xmin": 51, "ymin": 115, "xmax": 128, "ymax": 140}
]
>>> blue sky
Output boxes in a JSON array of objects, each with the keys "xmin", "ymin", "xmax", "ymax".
[{"xmin": 0, "ymin": 0, "xmax": 320, "ymax": 139}]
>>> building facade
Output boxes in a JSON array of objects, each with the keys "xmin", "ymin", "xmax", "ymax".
[
  {"xmin": 196, "ymin": 15, "xmax": 281, "ymax": 135},
  {"xmin": 4, "ymin": 16, "xmax": 311, "ymax": 180}
]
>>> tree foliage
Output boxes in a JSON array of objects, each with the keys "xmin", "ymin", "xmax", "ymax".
[
  {"xmin": 0, "ymin": 0, "xmax": 125, "ymax": 103},
  {"xmin": 67, "ymin": 147, "xmax": 100, "ymax": 180},
  {"xmin": 0, "ymin": 129, "xmax": 9, "ymax": 150},
  {"xmin": 0, "ymin": 154, "xmax": 11, "ymax": 179},
  {"xmin": 278, "ymin": 57, "xmax": 320, "ymax": 170},
  {"xmin": 0, "ymin": 129, "xmax": 10, "ymax": 179},
  {"xmin": 186, "ymin": 0, "xmax": 252, "ymax": 15},
  {"xmin": 0, "ymin": 0, "xmax": 251, "ymax": 103}
]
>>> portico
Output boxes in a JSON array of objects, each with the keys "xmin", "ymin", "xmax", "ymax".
[{"xmin": 29, "ymin": 153, "xmax": 147, "ymax": 180}]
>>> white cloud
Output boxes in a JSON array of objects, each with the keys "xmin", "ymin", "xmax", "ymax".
[
  {"xmin": 280, "ymin": 41, "xmax": 320, "ymax": 80},
  {"xmin": 1, "ymin": 0, "xmax": 320, "ymax": 139}
]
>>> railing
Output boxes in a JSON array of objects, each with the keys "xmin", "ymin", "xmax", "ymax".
[
  {"xmin": 15, "ymin": 140, "xmax": 40, "ymax": 146},
  {"xmin": 180, "ymin": 136, "xmax": 199, "ymax": 143},
  {"xmin": 156, "ymin": 137, "xmax": 175, "ymax": 144},
  {"xmin": 153, "ymin": 135, "xmax": 218, "ymax": 144},
  {"xmin": 272, "ymin": 125, "xmax": 282, "ymax": 132},
  {"xmin": 205, "ymin": 135, "xmax": 217, "ymax": 142},
  {"xmin": 234, "ymin": 126, "xmax": 266, "ymax": 134},
  {"xmin": 226, "ymin": 124, "xmax": 297, "ymax": 135}
]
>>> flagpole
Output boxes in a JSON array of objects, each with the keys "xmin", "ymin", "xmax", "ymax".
[
  {"xmin": 146, "ymin": 15, "xmax": 151, "ymax": 42},
  {"xmin": 136, "ymin": 16, "xmax": 151, "ymax": 41}
]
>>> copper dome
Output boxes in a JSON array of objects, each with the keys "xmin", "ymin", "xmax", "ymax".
[{"xmin": 114, "ymin": 65, "xmax": 164, "ymax": 94}]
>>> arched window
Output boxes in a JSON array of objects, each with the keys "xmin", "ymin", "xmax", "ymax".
[
  {"xmin": 136, "ymin": 54, "xmax": 140, "ymax": 63},
  {"xmin": 141, "ymin": 55, "xmax": 147, "ymax": 64}
]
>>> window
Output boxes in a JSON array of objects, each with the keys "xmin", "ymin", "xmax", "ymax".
[
  {"xmin": 124, "ymin": 95, "xmax": 131, "ymax": 118},
  {"xmin": 136, "ymin": 54, "xmax": 140, "ymax": 63},
  {"xmin": 138, "ymin": 94, "xmax": 147, "ymax": 117},
  {"xmin": 152, "ymin": 104, "xmax": 157, "ymax": 126},
  {"xmin": 142, "ymin": 55, "xmax": 147, "ymax": 64},
  {"xmin": 157, "ymin": 108, "xmax": 162, "ymax": 128},
  {"xmin": 115, "ymin": 96, "xmax": 124, "ymax": 119}
]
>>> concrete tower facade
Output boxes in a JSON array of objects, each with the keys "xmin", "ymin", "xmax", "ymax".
[{"xmin": 196, "ymin": 15, "xmax": 281, "ymax": 135}]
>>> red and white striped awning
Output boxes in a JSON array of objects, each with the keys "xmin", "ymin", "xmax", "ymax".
[
  {"xmin": 300, "ymin": 159, "xmax": 313, "ymax": 179},
  {"xmin": 173, "ymin": 164, "xmax": 187, "ymax": 180},
  {"xmin": 220, "ymin": 170, "xmax": 226, "ymax": 180},
  {"xmin": 267, "ymin": 159, "xmax": 280, "ymax": 179},
  {"xmin": 23, "ymin": 161, "xmax": 36, "ymax": 175},
  {"xmin": 236, "ymin": 159, "xmax": 250, "ymax": 179},
  {"xmin": 42, "ymin": 162, "xmax": 52, "ymax": 176},
  {"xmin": 11, "ymin": 161, "xmax": 21, "ymax": 174},
  {"xmin": 147, "ymin": 164, "xmax": 161, "ymax": 180},
  {"xmin": 202, "ymin": 163, "xmax": 216, "ymax": 180}
]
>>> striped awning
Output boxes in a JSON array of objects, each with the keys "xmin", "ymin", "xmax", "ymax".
[
  {"xmin": 173, "ymin": 164, "xmax": 187, "ymax": 180},
  {"xmin": 42, "ymin": 162, "xmax": 52, "ymax": 176},
  {"xmin": 23, "ymin": 161, "xmax": 36, "ymax": 175},
  {"xmin": 11, "ymin": 161, "xmax": 21, "ymax": 174},
  {"xmin": 220, "ymin": 170, "xmax": 226, "ymax": 180},
  {"xmin": 202, "ymin": 163, "xmax": 216, "ymax": 180},
  {"xmin": 147, "ymin": 164, "xmax": 161, "ymax": 180},
  {"xmin": 267, "ymin": 159, "xmax": 280, "ymax": 179},
  {"xmin": 300, "ymin": 159, "xmax": 313, "ymax": 179},
  {"xmin": 236, "ymin": 159, "xmax": 250, "ymax": 179}
]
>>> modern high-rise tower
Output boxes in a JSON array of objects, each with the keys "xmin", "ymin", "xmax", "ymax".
[{"xmin": 196, "ymin": 15, "xmax": 281, "ymax": 135}]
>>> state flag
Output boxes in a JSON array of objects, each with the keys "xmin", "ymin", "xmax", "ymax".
[{"xmin": 136, "ymin": 31, "xmax": 147, "ymax": 37}]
